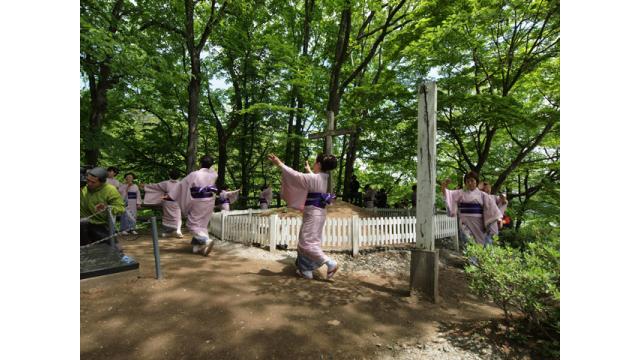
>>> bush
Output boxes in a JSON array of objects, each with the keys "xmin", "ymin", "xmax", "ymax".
[
  {"xmin": 464, "ymin": 235, "xmax": 560, "ymax": 336},
  {"xmin": 498, "ymin": 225, "xmax": 559, "ymax": 251}
]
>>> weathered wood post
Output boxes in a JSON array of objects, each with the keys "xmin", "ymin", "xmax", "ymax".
[
  {"xmin": 269, "ymin": 214, "xmax": 278, "ymax": 252},
  {"xmin": 410, "ymin": 81, "xmax": 439, "ymax": 302},
  {"xmin": 308, "ymin": 111, "xmax": 355, "ymax": 194}
]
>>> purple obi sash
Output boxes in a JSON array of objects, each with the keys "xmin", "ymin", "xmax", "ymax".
[
  {"xmin": 127, "ymin": 191, "xmax": 137, "ymax": 199},
  {"xmin": 222, "ymin": 198, "xmax": 230, "ymax": 204},
  {"xmin": 259, "ymin": 198, "xmax": 267, "ymax": 204},
  {"xmin": 305, "ymin": 192, "xmax": 336, "ymax": 209},
  {"xmin": 190, "ymin": 185, "xmax": 217, "ymax": 199},
  {"xmin": 459, "ymin": 202, "xmax": 482, "ymax": 214}
]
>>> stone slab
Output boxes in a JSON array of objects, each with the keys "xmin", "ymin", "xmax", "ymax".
[{"xmin": 80, "ymin": 244, "xmax": 139, "ymax": 280}]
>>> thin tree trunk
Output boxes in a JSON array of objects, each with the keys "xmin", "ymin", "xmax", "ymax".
[
  {"xmin": 342, "ymin": 125, "xmax": 360, "ymax": 202},
  {"xmin": 284, "ymin": 89, "xmax": 297, "ymax": 167},
  {"xmin": 327, "ymin": 6, "xmax": 352, "ymax": 115},
  {"xmin": 186, "ymin": 57, "xmax": 201, "ymax": 172},
  {"xmin": 82, "ymin": 0, "xmax": 124, "ymax": 165},
  {"xmin": 183, "ymin": 0, "xmax": 226, "ymax": 172},
  {"xmin": 292, "ymin": 96, "xmax": 305, "ymax": 171},
  {"xmin": 86, "ymin": 75, "xmax": 109, "ymax": 166},
  {"xmin": 336, "ymin": 135, "xmax": 348, "ymax": 197},
  {"xmin": 289, "ymin": 0, "xmax": 314, "ymax": 171}
]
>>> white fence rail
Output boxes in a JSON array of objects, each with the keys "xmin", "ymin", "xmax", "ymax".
[{"xmin": 209, "ymin": 209, "xmax": 459, "ymax": 255}]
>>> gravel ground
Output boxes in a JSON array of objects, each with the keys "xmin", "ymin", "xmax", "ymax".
[{"xmin": 210, "ymin": 238, "xmax": 513, "ymax": 360}]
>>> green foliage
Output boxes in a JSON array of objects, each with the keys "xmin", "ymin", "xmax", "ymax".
[
  {"xmin": 499, "ymin": 222, "xmax": 558, "ymax": 251},
  {"xmin": 465, "ymin": 234, "xmax": 560, "ymax": 337},
  {"xmin": 80, "ymin": 0, "xmax": 559, "ymax": 222}
]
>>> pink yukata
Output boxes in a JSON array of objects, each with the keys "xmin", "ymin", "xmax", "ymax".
[
  {"xmin": 219, "ymin": 189, "xmax": 241, "ymax": 211},
  {"xmin": 168, "ymin": 168, "xmax": 218, "ymax": 246},
  {"xmin": 106, "ymin": 177, "xmax": 121, "ymax": 189},
  {"xmin": 280, "ymin": 165, "xmax": 336, "ymax": 274},
  {"xmin": 119, "ymin": 183, "xmax": 141, "ymax": 232},
  {"xmin": 495, "ymin": 195, "xmax": 508, "ymax": 216},
  {"xmin": 259, "ymin": 187, "xmax": 272, "ymax": 209},
  {"xmin": 481, "ymin": 194, "xmax": 508, "ymax": 236},
  {"xmin": 143, "ymin": 179, "xmax": 182, "ymax": 232},
  {"xmin": 443, "ymin": 188, "xmax": 502, "ymax": 247}
]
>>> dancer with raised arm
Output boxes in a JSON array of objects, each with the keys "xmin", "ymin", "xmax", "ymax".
[
  {"xmin": 106, "ymin": 166, "xmax": 121, "ymax": 189},
  {"xmin": 258, "ymin": 184, "xmax": 272, "ymax": 209},
  {"xmin": 168, "ymin": 155, "xmax": 218, "ymax": 256},
  {"xmin": 441, "ymin": 171, "xmax": 502, "ymax": 248},
  {"xmin": 141, "ymin": 169, "xmax": 183, "ymax": 238},
  {"xmin": 268, "ymin": 153, "xmax": 339, "ymax": 280},
  {"xmin": 218, "ymin": 185, "xmax": 241, "ymax": 212}
]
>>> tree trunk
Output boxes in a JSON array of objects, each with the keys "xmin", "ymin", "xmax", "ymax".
[
  {"xmin": 286, "ymin": 0, "xmax": 314, "ymax": 171},
  {"xmin": 186, "ymin": 57, "xmax": 201, "ymax": 172},
  {"xmin": 292, "ymin": 96, "xmax": 305, "ymax": 171},
  {"xmin": 284, "ymin": 90, "xmax": 297, "ymax": 167},
  {"xmin": 216, "ymin": 137, "xmax": 228, "ymax": 187},
  {"xmin": 81, "ymin": 0, "xmax": 124, "ymax": 165},
  {"xmin": 327, "ymin": 6, "xmax": 352, "ymax": 115},
  {"xmin": 183, "ymin": 0, "xmax": 226, "ymax": 172},
  {"xmin": 493, "ymin": 120, "xmax": 556, "ymax": 191},
  {"xmin": 336, "ymin": 135, "xmax": 348, "ymax": 197},
  {"xmin": 342, "ymin": 126, "xmax": 360, "ymax": 202},
  {"xmin": 86, "ymin": 75, "xmax": 110, "ymax": 166}
]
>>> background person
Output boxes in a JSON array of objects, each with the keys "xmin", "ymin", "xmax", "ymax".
[{"xmin": 80, "ymin": 167, "xmax": 125, "ymax": 247}]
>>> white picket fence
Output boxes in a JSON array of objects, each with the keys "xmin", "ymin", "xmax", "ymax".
[{"xmin": 209, "ymin": 208, "xmax": 459, "ymax": 255}]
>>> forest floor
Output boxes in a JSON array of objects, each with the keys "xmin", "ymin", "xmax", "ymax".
[{"xmin": 81, "ymin": 228, "xmax": 549, "ymax": 359}]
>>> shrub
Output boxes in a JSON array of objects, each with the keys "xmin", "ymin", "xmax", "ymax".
[
  {"xmin": 498, "ymin": 225, "xmax": 559, "ymax": 251},
  {"xmin": 465, "ymin": 235, "xmax": 560, "ymax": 336}
]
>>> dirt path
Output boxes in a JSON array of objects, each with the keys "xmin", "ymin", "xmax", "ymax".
[{"xmin": 81, "ymin": 232, "xmax": 518, "ymax": 360}]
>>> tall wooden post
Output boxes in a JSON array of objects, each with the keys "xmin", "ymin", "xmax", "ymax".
[
  {"xmin": 309, "ymin": 111, "xmax": 355, "ymax": 195},
  {"xmin": 410, "ymin": 81, "xmax": 439, "ymax": 302}
]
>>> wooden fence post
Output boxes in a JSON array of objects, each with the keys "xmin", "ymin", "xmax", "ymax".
[
  {"xmin": 351, "ymin": 215, "xmax": 360, "ymax": 257},
  {"xmin": 269, "ymin": 214, "xmax": 278, "ymax": 252},
  {"xmin": 220, "ymin": 211, "xmax": 226, "ymax": 241},
  {"xmin": 454, "ymin": 216, "xmax": 460, "ymax": 252}
]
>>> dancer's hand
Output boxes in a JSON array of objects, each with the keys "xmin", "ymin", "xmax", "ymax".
[
  {"xmin": 95, "ymin": 203, "xmax": 106, "ymax": 212},
  {"xmin": 267, "ymin": 153, "xmax": 283, "ymax": 167},
  {"xmin": 304, "ymin": 160, "xmax": 312, "ymax": 173},
  {"xmin": 440, "ymin": 178, "xmax": 452, "ymax": 194}
]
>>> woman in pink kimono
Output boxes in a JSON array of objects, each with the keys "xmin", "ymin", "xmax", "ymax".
[
  {"xmin": 168, "ymin": 155, "xmax": 217, "ymax": 256},
  {"xmin": 218, "ymin": 185, "xmax": 241, "ymax": 212},
  {"xmin": 441, "ymin": 171, "xmax": 502, "ymax": 248},
  {"xmin": 479, "ymin": 182, "xmax": 509, "ymax": 224},
  {"xmin": 258, "ymin": 185, "xmax": 272, "ymax": 209},
  {"xmin": 478, "ymin": 181, "xmax": 509, "ymax": 244},
  {"xmin": 141, "ymin": 169, "xmax": 183, "ymax": 238},
  {"xmin": 267, "ymin": 153, "xmax": 339, "ymax": 280},
  {"xmin": 106, "ymin": 166, "xmax": 121, "ymax": 189},
  {"xmin": 119, "ymin": 172, "xmax": 142, "ymax": 235}
]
